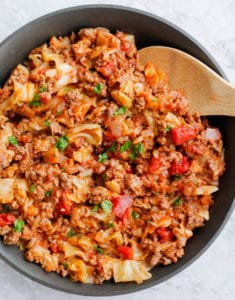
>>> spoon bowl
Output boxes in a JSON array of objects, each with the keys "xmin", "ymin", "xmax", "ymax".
[{"xmin": 138, "ymin": 46, "xmax": 235, "ymax": 116}]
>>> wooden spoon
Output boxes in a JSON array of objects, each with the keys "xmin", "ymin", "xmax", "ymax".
[{"xmin": 138, "ymin": 46, "xmax": 235, "ymax": 116}]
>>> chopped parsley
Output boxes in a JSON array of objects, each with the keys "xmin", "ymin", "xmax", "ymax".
[
  {"xmin": 56, "ymin": 135, "xmax": 69, "ymax": 151},
  {"xmin": 108, "ymin": 222, "xmax": 115, "ymax": 228},
  {"xmin": 45, "ymin": 190, "xmax": 53, "ymax": 197},
  {"xmin": 67, "ymin": 229, "xmax": 76, "ymax": 238},
  {"xmin": 43, "ymin": 119, "xmax": 51, "ymax": 126},
  {"xmin": 153, "ymin": 97, "xmax": 159, "ymax": 103},
  {"xmin": 134, "ymin": 143, "xmax": 144, "ymax": 155},
  {"xmin": 91, "ymin": 204, "xmax": 99, "ymax": 212},
  {"xmin": 13, "ymin": 219, "xmax": 25, "ymax": 232},
  {"xmin": 108, "ymin": 142, "xmax": 117, "ymax": 153},
  {"xmin": 113, "ymin": 106, "xmax": 127, "ymax": 117},
  {"xmin": 29, "ymin": 184, "xmax": 35, "ymax": 193},
  {"xmin": 130, "ymin": 152, "xmax": 136, "ymax": 160},
  {"xmin": 94, "ymin": 83, "xmax": 103, "ymax": 95},
  {"xmin": 101, "ymin": 200, "xmax": 113, "ymax": 213},
  {"xmin": 8, "ymin": 136, "xmax": 18, "ymax": 147},
  {"xmin": 39, "ymin": 86, "xmax": 47, "ymax": 92},
  {"xmin": 130, "ymin": 142, "xmax": 145, "ymax": 159},
  {"xmin": 166, "ymin": 125, "xmax": 172, "ymax": 132},
  {"xmin": 30, "ymin": 94, "xmax": 41, "ymax": 107},
  {"xmin": 95, "ymin": 245, "xmax": 104, "ymax": 254},
  {"xmin": 61, "ymin": 167, "xmax": 66, "ymax": 172},
  {"xmin": 56, "ymin": 110, "xmax": 63, "ymax": 115},
  {"xmin": 120, "ymin": 140, "xmax": 132, "ymax": 153},
  {"xmin": 98, "ymin": 152, "xmax": 108, "ymax": 163},
  {"xmin": 63, "ymin": 262, "xmax": 68, "ymax": 269},
  {"xmin": 103, "ymin": 174, "xmax": 108, "ymax": 181},
  {"xmin": 173, "ymin": 198, "xmax": 182, "ymax": 207},
  {"xmin": 131, "ymin": 211, "xmax": 140, "ymax": 220},
  {"xmin": 120, "ymin": 141, "xmax": 144, "ymax": 159}
]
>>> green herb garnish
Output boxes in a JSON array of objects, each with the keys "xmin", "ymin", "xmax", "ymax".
[
  {"xmin": 91, "ymin": 204, "xmax": 99, "ymax": 212},
  {"xmin": 98, "ymin": 152, "xmax": 108, "ymax": 163},
  {"xmin": 134, "ymin": 143, "xmax": 144, "ymax": 154},
  {"xmin": 130, "ymin": 152, "xmax": 136, "ymax": 160},
  {"xmin": 43, "ymin": 119, "xmax": 51, "ymax": 126},
  {"xmin": 173, "ymin": 198, "xmax": 182, "ymax": 207},
  {"xmin": 45, "ymin": 190, "xmax": 53, "ymax": 197},
  {"xmin": 13, "ymin": 219, "xmax": 25, "ymax": 232},
  {"xmin": 120, "ymin": 140, "xmax": 132, "ymax": 153},
  {"xmin": 56, "ymin": 110, "xmax": 63, "ymax": 115},
  {"xmin": 8, "ymin": 136, "xmax": 18, "ymax": 147},
  {"xmin": 29, "ymin": 184, "xmax": 35, "ymax": 193},
  {"xmin": 30, "ymin": 94, "xmax": 41, "ymax": 107},
  {"xmin": 67, "ymin": 229, "xmax": 76, "ymax": 238},
  {"xmin": 113, "ymin": 106, "xmax": 127, "ymax": 117},
  {"xmin": 56, "ymin": 135, "xmax": 69, "ymax": 151},
  {"xmin": 108, "ymin": 142, "xmax": 117, "ymax": 153},
  {"xmin": 63, "ymin": 262, "xmax": 68, "ymax": 269},
  {"xmin": 108, "ymin": 222, "xmax": 115, "ymax": 228},
  {"xmin": 39, "ymin": 86, "xmax": 47, "ymax": 92},
  {"xmin": 131, "ymin": 211, "xmax": 140, "ymax": 220},
  {"xmin": 94, "ymin": 83, "xmax": 103, "ymax": 95},
  {"xmin": 95, "ymin": 245, "xmax": 104, "ymax": 254},
  {"xmin": 153, "ymin": 97, "xmax": 159, "ymax": 103},
  {"xmin": 130, "ymin": 143, "xmax": 144, "ymax": 160},
  {"xmin": 120, "ymin": 141, "xmax": 144, "ymax": 159},
  {"xmin": 101, "ymin": 200, "xmax": 113, "ymax": 213},
  {"xmin": 166, "ymin": 125, "xmax": 172, "ymax": 132},
  {"xmin": 103, "ymin": 174, "xmax": 108, "ymax": 181}
]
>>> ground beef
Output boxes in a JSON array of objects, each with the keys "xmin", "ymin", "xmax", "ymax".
[{"xmin": 0, "ymin": 27, "xmax": 224, "ymax": 286}]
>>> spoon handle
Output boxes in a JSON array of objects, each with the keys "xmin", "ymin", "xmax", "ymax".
[{"xmin": 200, "ymin": 74, "xmax": 235, "ymax": 116}]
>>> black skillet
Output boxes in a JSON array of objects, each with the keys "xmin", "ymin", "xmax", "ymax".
[{"xmin": 0, "ymin": 5, "xmax": 234, "ymax": 296}]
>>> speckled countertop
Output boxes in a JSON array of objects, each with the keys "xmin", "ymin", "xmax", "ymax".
[{"xmin": 0, "ymin": 1, "xmax": 234, "ymax": 299}]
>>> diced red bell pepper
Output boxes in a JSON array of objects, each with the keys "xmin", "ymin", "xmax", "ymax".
[
  {"xmin": 50, "ymin": 243, "xmax": 60, "ymax": 254},
  {"xmin": 99, "ymin": 60, "xmax": 116, "ymax": 78},
  {"xmin": 19, "ymin": 134, "xmax": 30, "ymax": 144},
  {"xmin": 57, "ymin": 193, "xmax": 73, "ymax": 215},
  {"xmin": 118, "ymin": 245, "xmax": 133, "ymax": 259},
  {"xmin": 0, "ymin": 213, "xmax": 16, "ymax": 227},
  {"xmin": 148, "ymin": 157, "xmax": 162, "ymax": 174},
  {"xmin": 126, "ymin": 168, "xmax": 133, "ymax": 174},
  {"xmin": 169, "ymin": 156, "xmax": 190, "ymax": 175},
  {"xmin": 157, "ymin": 227, "xmax": 173, "ymax": 243},
  {"xmin": 171, "ymin": 126, "xmax": 196, "ymax": 145},
  {"xmin": 40, "ymin": 92, "xmax": 51, "ymax": 104},
  {"xmin": 104, "ymin": 131, "xmax": 116, "ymax": 142},
  {"xmin": 112, "ymin": 195, "xmax": 133, "ymax": 218}
]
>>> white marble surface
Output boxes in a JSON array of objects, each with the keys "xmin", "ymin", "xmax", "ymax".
[{"xmin": 0, "ymin": 0, "xmax": 234, "ymax": 299}]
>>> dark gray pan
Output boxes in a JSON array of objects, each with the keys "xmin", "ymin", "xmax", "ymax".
[{"xmin": 0, "ymin": 5, "xmax": 234, "ymax": 296}]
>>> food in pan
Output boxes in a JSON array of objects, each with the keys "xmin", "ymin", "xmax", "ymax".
[{"xmin": 0, "ymin": 27, "xmax": 224, "ymax": 284}]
